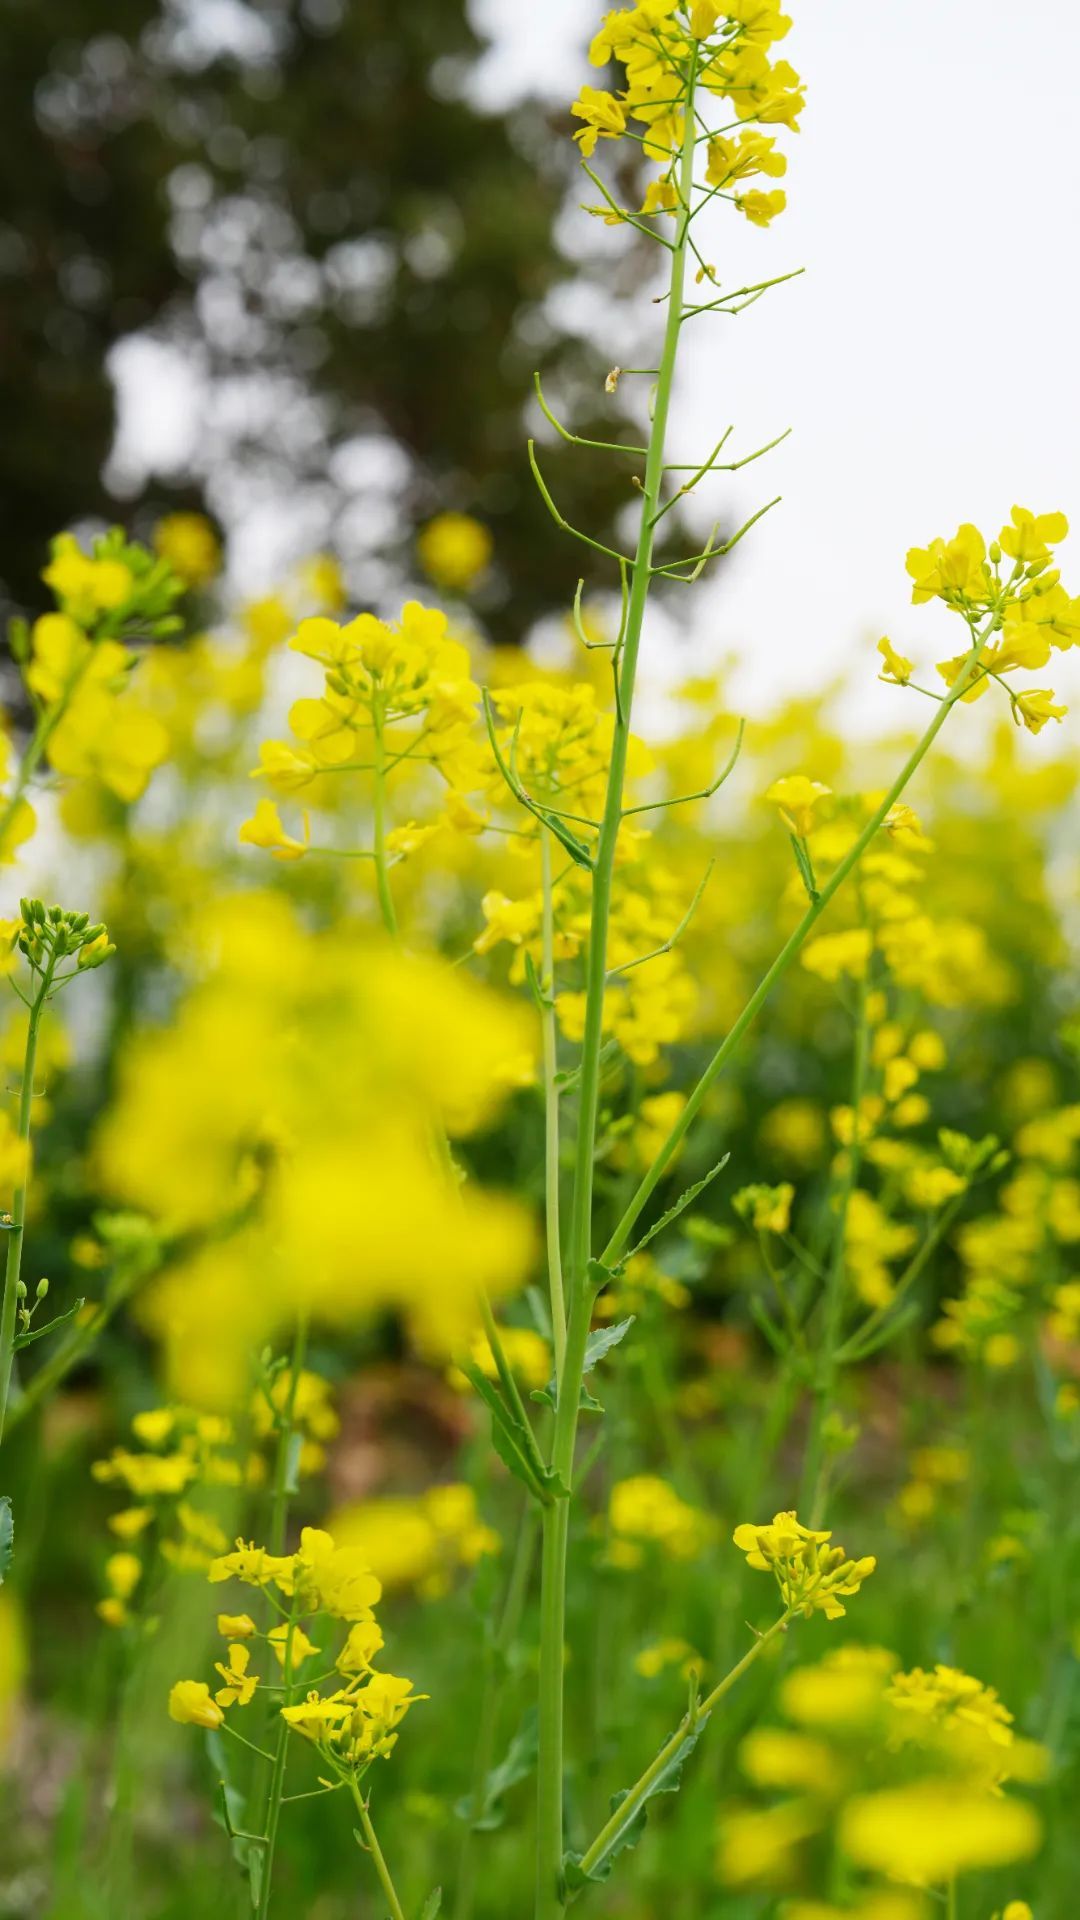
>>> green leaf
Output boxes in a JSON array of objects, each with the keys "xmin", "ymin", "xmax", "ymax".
[
  {"xmin": 12, "ymin": 1298, "xmax": 85, "ymax": 1351},
  {"xmin": 0, "ymin": 1497, "xmax": 12, "ymax": 1585},
  {"xmin": 562, "ymin": 1716, "xmax": 709, "ymax": 1890},
  {"xmin": 625, "ymin": 1156, "xmax": 730, "ymax": 1262},
  {"xmin": 532, "ymin": 1317, "xmax": 635, "ymax": 1413},
  {"xmin": 788, "ymin": 831, "xmax": 819, "ymax": 902},
  {"xmin": 540, "ymin": 811, "xmax": 594, "ymax": 871},
  {"xmin": 455, "ymin": 1708, "xmax": 538, "ymax": 1831},
  {"xmin": 420, "ymin": 1893, "xmax": 443, "ymax": 1920},
  {"xmin": 461, "ymin": 1362, "xmax": 565, "ymax": 1504}
]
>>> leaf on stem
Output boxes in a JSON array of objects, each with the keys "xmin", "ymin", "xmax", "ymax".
[
  {"xmin": 461, "ymin": 1361, "xmax": 566, "ymax": 1504},
  {"xmin": 624, "ymin": 1156, "xmax": 730, "ymax": 1262},
  {"xmin": 562, "ymin": 1716, "xmax": 710, "ymax": 1889},
  {"xmin": 532, "ymin": 1316, "xmax": 635, "ymax": 1414},
  {"xmin": 12, "ymin": 1297, "xmax": 85, "ymax": 1351},
  {"xmin": 454, "ymin": 1708, "xmax": 538, "ymax": 1831}
]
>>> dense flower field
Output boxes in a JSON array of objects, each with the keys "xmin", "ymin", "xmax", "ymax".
[{"xmin": 1, "ymin": 5, "xmax": 1078, "ymax": 1919}]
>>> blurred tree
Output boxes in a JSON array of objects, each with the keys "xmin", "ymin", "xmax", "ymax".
[{"xmin": 0, "ymin": 0, "xmax": 649, "ymax": 643}]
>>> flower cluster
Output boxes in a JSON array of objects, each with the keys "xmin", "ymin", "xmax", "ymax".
[
  {"xmin": 732, "ymin": 1511, "xmax": 876, "ymax": 1619},
  {"xmin": 573, "ymin": 0, "xmax": 802, "ymax": 230},
  {"xmin": 169, "ymin": 1526, "xmax": 423, "ymax": 1784},
  {"xmin": 719, "ymin": 1646, "xmax": 1045, "ymax": 1900},
  {"xmin": 880, "ymin": 509, "xmax": 1079, "ymax": 735}
]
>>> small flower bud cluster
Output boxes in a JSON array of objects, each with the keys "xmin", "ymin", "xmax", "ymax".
[{"xmin": 17, "ymin": 899, "xmax": 115, "ymax": 978}]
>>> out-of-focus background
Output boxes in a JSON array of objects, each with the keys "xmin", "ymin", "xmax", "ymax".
[{"xmin": 4, "ymin": 0, "xmax": 1080, "ymax": 718}]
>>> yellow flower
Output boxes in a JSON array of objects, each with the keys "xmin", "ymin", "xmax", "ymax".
[
  {"xmin": 997, "ymin": 505, "xmax": 1068, "ymax": 567},
  {"xmin": 839, "ymin": 1781, "xmax": 1040, "ymax": 1884},
  {"xmin": 735, "ymin": 188, "xmax": 787, "ymax": 226},
  {"xmin": 801, "ymin": 928, "xmax": 873, "ymax": 983},
  {"xmin": 168, "ymin": 1679, "xmax": 225, "ymax": 1730},
  {"xmin": 153, "ymin": 513, "xmax": 221, "ymax": 587},
  {"xmin": 238, "ymin": 798, "xmax": 310, "ymax": 860},
  {"xmin": 337, "ymin": 1620, "xmax": 385, "ymax": 1675},
  {"xmin": 732, "ymin": 1511, "xmax": 875, "ymax": 1619},
  {"xmin": 416, "ymin": 513, "xmax": 492, "ymax": 591},
  {"xmin": 733, "ymin": 1182, "xmax": 794, "ymax": 1234},
  {"xmin": 570, "ymin": 85, "xmax": 627, "ymax": 155},
  {"xmin": 267, "ymin": 1623, "xmax": 320, "ymax": 1671},
  {"xmin": 906, "ymin": 523, "xmax": 990, "ymax": 605},
  {"xmin": 1013, "ymin": 688, "xmax": 1067, "ymax": 734},
  {"xmin": 877, "ymin": 636, "xmax": 914, "ymax": 684},
  {"xmin": 208, "ymin": 1539, "xmax": 296, "ymax": 1589},
  {"xmin": 766, "ymin": 775, "xmax": 832, "ymax": 839},
  {"xmin": 217, "ymin": 1613, "xmax": 257, "ymax": 1640},
  {"xmin": 214, "ymin": 1643, "xmax": 259, "ymax": 1708}
]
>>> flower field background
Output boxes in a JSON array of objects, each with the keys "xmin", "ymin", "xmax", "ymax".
[{"xmin": 0, "ymin": 5, "xmax": 1078, "ymax": 1920}]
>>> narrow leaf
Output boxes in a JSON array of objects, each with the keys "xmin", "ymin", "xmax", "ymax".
[
  {"xmin": 420, "ymin": 1893, "xmax": 443, "ymax": 1920},
  {"xmin": 563, "ymin": 1716, "xmax": 709, "ymax": 1888},
  {"xmin": 532, "ymin": 1317, "xmax": 635, "ymax": 1413},
  {"xmin": 625, "ymin": 1156, "xmax": 730, "ymax": 1261},
  {"xmin": 462, "ymin": 1362, "xmax": 563, "ymax": 1502},
  {"xmin": 12, "ymin": 1298, "xmax": 85, "ymax": 1351},
  {"xmin": 455, "ymin": 1708, "xmax": 538, "ymax": 1831}
]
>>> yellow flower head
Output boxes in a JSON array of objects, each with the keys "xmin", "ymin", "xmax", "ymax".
[
  {"xmin": 732, "ymin": 1511, "xmax": 876, "ymax": 1619},
  {"xmin": 766, "ymin": 775, "xmax": 832, "ymax": 840},
  {"xmin": 168, "ymin": 1679, "xmax": 224, "ymax": 1730}
]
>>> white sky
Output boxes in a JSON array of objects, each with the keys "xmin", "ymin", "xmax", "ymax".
[{"xmin": 470, "ymin": 0, "xmax": 1080, "ymax": 728}]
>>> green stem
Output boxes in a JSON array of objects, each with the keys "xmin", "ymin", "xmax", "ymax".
[
  {"xmin": 256, "ymin": 1598, "xmax": 298, "ymax": 1920},
  {"xmin": 534, "ymin": 55, "xmax": 701, "ymax": 1920},
  {"xmin": 540, "ymin": 829, "xmax": 566, "ymax": 1379},
  {"xmin": 267, "ymin": 1313, "xmax": 309, "ymax": 1555},
  {"xmin": 372, "ymin": 708, "xmax": 399, "ymax": 939},
  {"xmin": 802, "ymin": 965, "xmax": 871, "ymax": 1524},
  {"xmin": 835, "ymin": 1184, "xmax": 969, "ymax": 1363},
  {"xmin": 453, "ymin": 1508, "xmax": 539, "ymax": 1920},
  {"xmin": 351, "ymin": 1780, "xmax": 408, "ymax": 1920},
  {"xmin": 0, "ymin": 958, "xmax": 55, "ymax": 1444},
  {"xmin": 600, "ymin": 652, "xmax": 984, "ymax": 1272},
  {"xmin": 574, "ymin": 1611, "xmax": 792, "ymax": 1882}
]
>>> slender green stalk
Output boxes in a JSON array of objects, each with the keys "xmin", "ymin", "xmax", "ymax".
[
  {"xmin": 540, "ymin": 829, "xmax": 566, "ymax": 1378},
  {"xmin": 372, "ymin": 707, "xmax": 399, "ymax": 939},
  {"xmin": 534, "ymin": 53, "xmax": 701, "ymax": 1920},
  {"xmin": 802, "ymin": 964, "xmax": 871, "ymax": 1524},
  {"xmin": 256, "ymin": 1597, "xmax": 299, "ymax": 1920},
  {"xmin": 574, "ymin": 1610, "xmax": 792, "ymax": 1881},
  {"xmin": 600, "ymin": 653, "xmax": 984, "ymax": 1273},
  {"xmin": 453, "ymin": 1508, "xmax": 539, "ymax": 1920},
  {"xmin": 835, "ymin": 1182, "xmax": 970, "ymax": 1363},
  {"xmin": 350, "ymin": 1780, "xmax": 408, "ymax": 1920},
  {"xmin": 0, "ymin": 955, "xmax": 56, "ymax": 1444},
  {"xmin": 267, "ymin": 1312, "xmax": 309, "ymax": 1553}
]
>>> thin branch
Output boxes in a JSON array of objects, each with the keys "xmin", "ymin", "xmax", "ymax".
[{"xmin": 607, "ymin": 861, "xmax": 714, "ymax": 978}]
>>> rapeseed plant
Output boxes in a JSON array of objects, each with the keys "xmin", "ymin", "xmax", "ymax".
[{"xmin": 0, "ymin": 5, "xmax": 1077, "ymax": 1919}]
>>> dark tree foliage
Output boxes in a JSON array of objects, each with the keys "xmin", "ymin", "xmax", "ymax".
[{"xmin": 0, "ymin": 0, "xmax": 646, "ymax": 642}]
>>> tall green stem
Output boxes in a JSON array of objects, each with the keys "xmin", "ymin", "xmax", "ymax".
[
  {"xmin": 351, "ymin": 1781, "xmax": 408, "ymax": 1920},
  {"xmin": 540, "ymin": 829, "xmax": 566, "ymax": 1379},
  {"xmin": 534, "ymin": 53, "xmax": 700, "ymax": 1920},
  {"xmin": 0, "ymin": 958, "xmax": 55, "ymax": 1444},
  {"xmin": 256, "ymin": 1599, "xmax": 298, "ymax": 1920}
]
